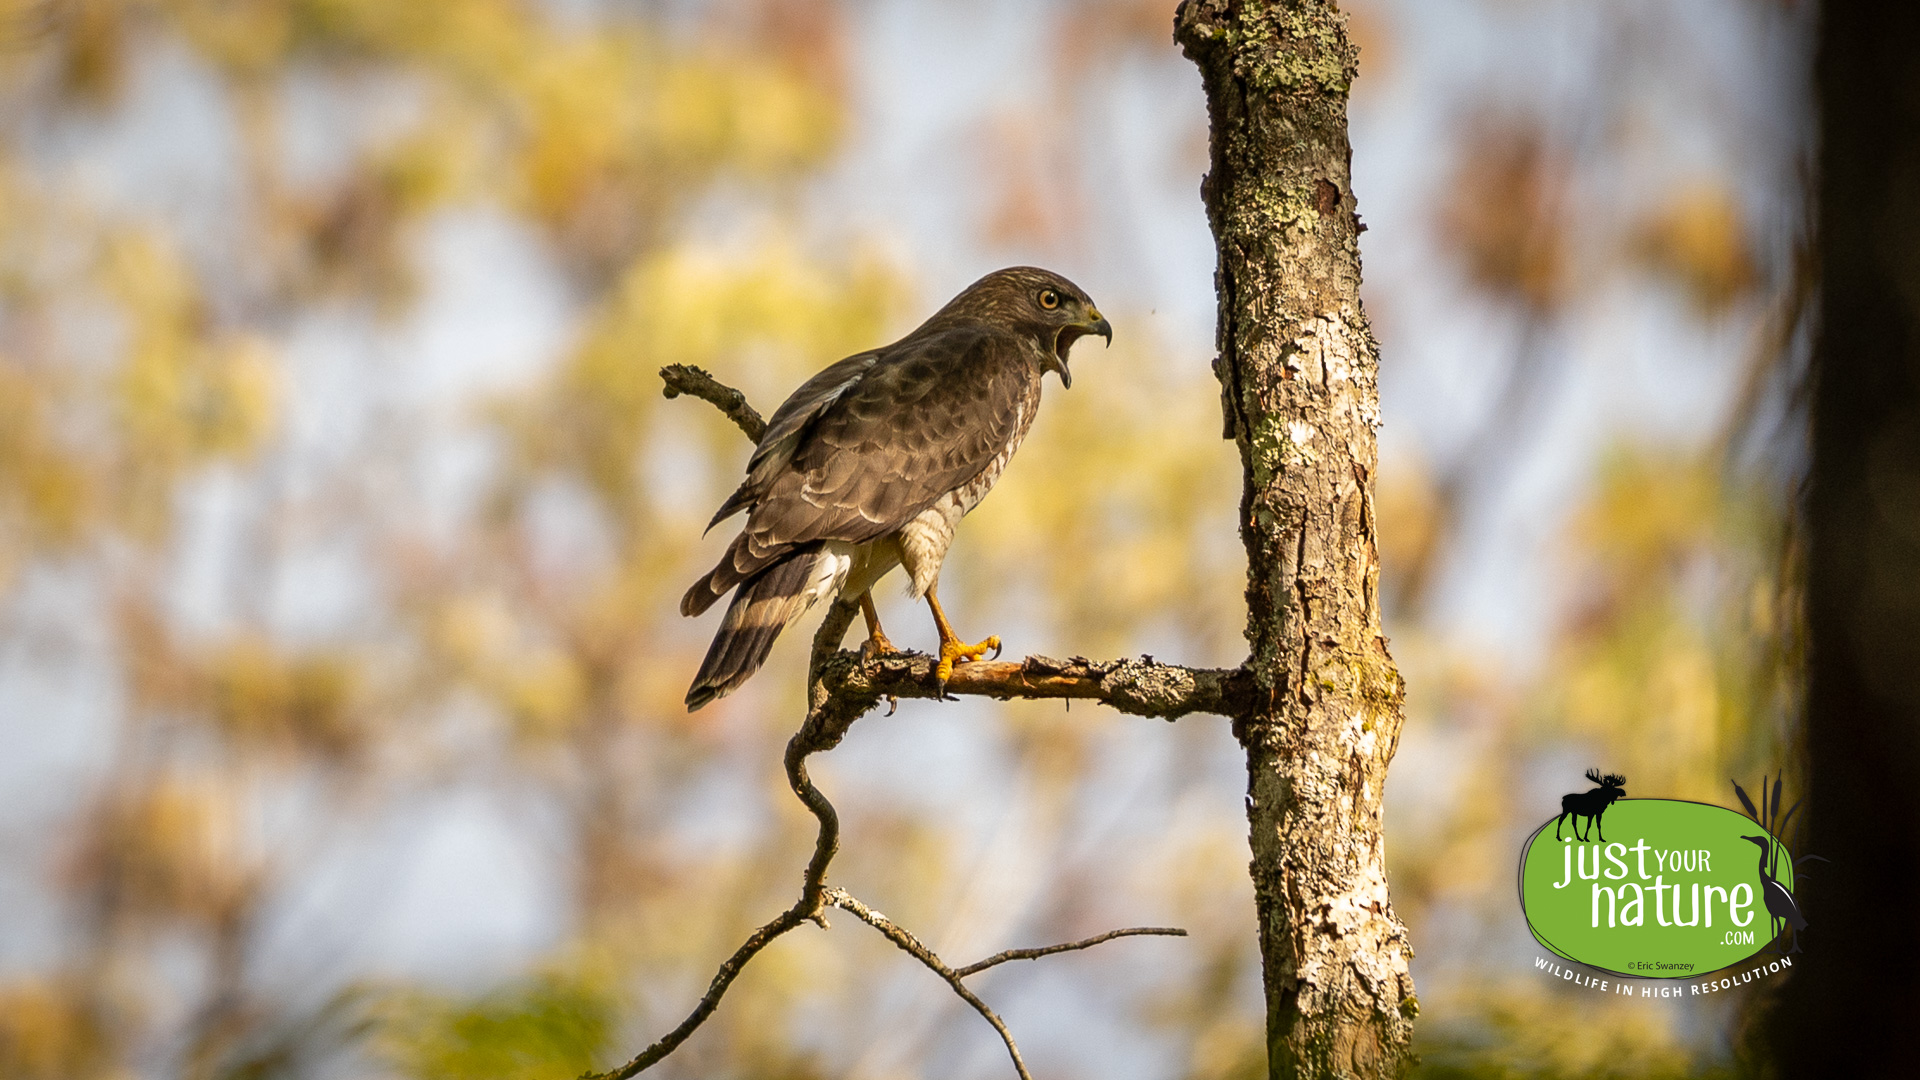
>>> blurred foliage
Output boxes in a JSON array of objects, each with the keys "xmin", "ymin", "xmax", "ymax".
[
  {"xmin": 0, "ymin": 0, "xmax": 887, "ymax": 1076},
  {"xmin": 1380, "ymin": 0, "xmax": 1806, "ymax": 1073},
  {"xmin": 508, "ymin": 239, "xmax": 904, "ymax": 523},
  {"xmin": 1437, "ymin": 119, "xmax": 1570, "ymax": 313},
  {"xmin": 376, "ymin": 972, "xmax": 616, "ymax": 1080},
  {"xmin": 1629, "ymin": 181, "xmax": 1758, "ymax": 317},
  {"xmin": 0, "ymin": 1, "xmax": 1807, "ymax": 1079},
  {"xmin": 1545, "ymin": 450, "xmax": 1792, "ymax": 799},
  {"xmin": 1411, "ymin": 984, "xmax": 1724, "ymax": 1080},
  {"xmin": 963, "ymin": 332, "xmax": 1244, "ymax": 660},
  {"xmin": 0, "ymin": 977, "xmax": 112, "ymax": 1080}
]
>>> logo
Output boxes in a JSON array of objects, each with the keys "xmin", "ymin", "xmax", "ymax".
[{"xmin": 1518, "ymin": 772, "xmax": 1820, "ymax": 978}]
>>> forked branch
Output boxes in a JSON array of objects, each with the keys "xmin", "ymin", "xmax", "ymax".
[
  {"xmin": 824, "ymin": 888, "xmax": 1035, "ymax": 1080},
  {"xmin": 585, "ymin": 369, "xmax": 1241, "ymax": 1080}
]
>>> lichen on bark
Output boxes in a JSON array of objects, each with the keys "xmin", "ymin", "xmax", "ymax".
[{"xmin": 1175, "ymin": 1, "xmax": 1416, "ymax": 1076}]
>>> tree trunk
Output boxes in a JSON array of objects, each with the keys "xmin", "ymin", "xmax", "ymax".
[
  {"xmin": 1175, "ymin": 3, "xmax": 1415, "ymax": 1077},
  {"xmin": 1769, "ymin": 2, "xmax": 1920, "ymax": 1073}
]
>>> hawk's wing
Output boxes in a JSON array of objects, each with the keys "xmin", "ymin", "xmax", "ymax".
[
  {"xmin": 683, "ymin": 325, "xmax": 1031, "ymax": 615},
  {"xmin": 747, "ymin": 324, "xmax": 1031, "ymax": 547},
  {"xmin": 705, "ymin": 348, "xmax": 883, "ymax": 533}
]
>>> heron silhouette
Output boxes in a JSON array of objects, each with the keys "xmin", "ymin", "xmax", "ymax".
[{"xmin": 1742, "ymin": 834, "xmax": 1807, "ymax": 954}]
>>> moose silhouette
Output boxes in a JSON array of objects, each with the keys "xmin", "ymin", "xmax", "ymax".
[{"xmin": 1554, "ymin": 769, "xmax": 1627, "ymax": 842}]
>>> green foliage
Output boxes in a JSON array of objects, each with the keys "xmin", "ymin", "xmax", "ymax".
[
  {"xmin": 1409, "ymin": 984, "xmax": 1735, "ymax": 1080},
  {"xmin": 1542, "ymin": 448, "xmax": 1793, "ymax": 800},
  {"xmin": 378, "ymin": 975, "xmax": 615, "ymax": 1080}
]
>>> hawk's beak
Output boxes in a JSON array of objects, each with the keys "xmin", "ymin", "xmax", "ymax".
[{"xmin": 1050, "ymin": 310, "xmax": 1112, "ymax": 389}]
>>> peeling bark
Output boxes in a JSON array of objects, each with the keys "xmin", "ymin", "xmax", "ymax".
[{"xmin": 1175, "ymin": 2, "xmax": 1415, "ymax": 1076}]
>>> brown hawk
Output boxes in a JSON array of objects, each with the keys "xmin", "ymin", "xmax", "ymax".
[{"xmin": 682, "ymin": 266, "xmax": 1110, "ymax": 710}]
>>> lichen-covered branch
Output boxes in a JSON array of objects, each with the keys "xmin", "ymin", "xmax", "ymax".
[{"xmin": 819, "ymin": 649, "xmax": 1256, "ymax": 721}]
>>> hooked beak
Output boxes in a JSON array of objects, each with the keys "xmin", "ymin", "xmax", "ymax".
[{"xmin": 1049, "ymin": 309, "xmax": 1112, "ymax": 389}]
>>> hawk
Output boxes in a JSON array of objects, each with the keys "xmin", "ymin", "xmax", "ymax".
[{"xmin": 682, "ymin": 266, "xmax": 1111, "ymax": 710}]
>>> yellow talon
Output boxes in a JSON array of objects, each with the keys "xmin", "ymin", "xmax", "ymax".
[
  {"xmin": 935, "ymin": 634, "xmax": 999, "ymax": 685},
  {"xmin": 924, "ymin": 585, "xmax": 1000, "ymax": 699}
]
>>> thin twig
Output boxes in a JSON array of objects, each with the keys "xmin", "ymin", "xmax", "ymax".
[
  {"xmin": 824, "ymin": 888, "xmax": 1034, "ymax": 1080},
  {"xmin": 582, "ymin": 905, "xmax": 810, "ymax": 1079},
  {"xmin": 953, "ymin": 926, "xmax": 1188, "ymax": 978},
  {"xmin": 660, "ymin": 363, "xmax": 766, "ymax": 442}
]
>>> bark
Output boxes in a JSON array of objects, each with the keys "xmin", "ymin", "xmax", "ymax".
[
  {"xmin": 1768, "ymin": 2, "xmax": 1920, "ymax": 1073},
  {"xmin": 814, "ymin": 649, "xmax": 1256, "ymax": 721},
  {"xmin": 1175, "ymin": 3, "xmax": 1415, "ymax": 1077}
]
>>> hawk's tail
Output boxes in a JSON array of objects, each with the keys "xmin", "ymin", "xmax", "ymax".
[
  {"xmin": 681, "ymin": 532, "xmax": 788, "ymax": 618},
  {"xmin": 685, "ymin": 549, "xmax": 819, "ymax": 711}
]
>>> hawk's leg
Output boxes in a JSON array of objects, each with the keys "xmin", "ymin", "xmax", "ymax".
[
  {"xmin": 858, "ymin": 591, "xmax": 898, "ymax": 662},
  {"xmin": 925, "ymin": 584, "xmax": 1001, "ymax": 696}
]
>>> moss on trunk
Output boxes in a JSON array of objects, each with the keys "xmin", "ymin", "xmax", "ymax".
[{"xmin": 1176, "ymin": 2, "xmax": 1416, "ymax": 1076}]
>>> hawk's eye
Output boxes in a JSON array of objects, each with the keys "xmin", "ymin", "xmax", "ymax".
[{"xmin": 1038, "ymin": 288, "xmax": 1061, "ymax": 310}]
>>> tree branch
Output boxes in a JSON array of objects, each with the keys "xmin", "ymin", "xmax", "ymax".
[
  {"xmin": 819, "ymin": 648, "xmax": 1255, "ymax": 721},
  {"xmin": 581, "ymin": 646, "xmax": 849, "ymax": 1080},
  {"xmin": 823, "ymin": 888, "xmax": 1034, "ymax": 1080},
  {"xmin": 590, "ymin": 368, "xmax": 1238, "ymax": 1079},
  {"xmin": 584, "ymin": 908, "xmax": 810, "ymax": 1077},
  {"xmin": 659, "ymin": 363, "xmax": 766, "ymax": 442},
  {"xmin": 952, "ymin": 926, "xmax": 1188, "ymax": 979}
]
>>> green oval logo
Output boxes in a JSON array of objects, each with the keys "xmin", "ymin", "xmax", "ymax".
[{"xmin": 1519, "ymin": 799, "xmax": 1794, "ymax": 978}]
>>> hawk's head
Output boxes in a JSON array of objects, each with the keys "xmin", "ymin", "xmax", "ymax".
[{"xmin": 939, "ymin": 266, "xmax": 1112, "ymax": 388}]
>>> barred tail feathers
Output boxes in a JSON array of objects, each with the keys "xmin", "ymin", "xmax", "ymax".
[
  {"xmin": 685, "ymin": 544, "xmax": 840, "ymax": 711},
  {"xmin": 681, "ymin": 531, "xmax": 787, "ymax": 618},
  {"xmin": 680, "ymin": 565, "xmax": 730, "ymax": 619}
]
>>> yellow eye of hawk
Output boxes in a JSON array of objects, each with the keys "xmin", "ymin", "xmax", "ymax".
[{"xmin": 1038, "ymin": 288, "xmax": 1061, "ymax": 310}]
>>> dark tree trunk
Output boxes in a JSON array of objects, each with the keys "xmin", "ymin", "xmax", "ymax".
[
  {"xmin": 1175, "ymin": 3, "xmax": 1415, "ymax": 1077},
  {"xmin": 1771, "ymin": 2, "xmax": 1920, "ymax": 1074}
]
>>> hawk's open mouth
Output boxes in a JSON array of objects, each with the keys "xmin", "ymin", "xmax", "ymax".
[{"xmin": 1050, "ymin": 314, "xmax": 1113, "ymax": 389}]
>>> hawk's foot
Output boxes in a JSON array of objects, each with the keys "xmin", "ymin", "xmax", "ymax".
[
  {"xmin": 858, "ymin": 592, "xmax": 898, "ymax": 664},
  {"xmin": 934, "ymin": 634, "xmax": 1001, "ymax": 696},
  {"xmin": 860, "ymin": 629, "xmax": 899, "ymax": 664},
  {"xmin": 923, "ymin": 586, "xmax": 1000, "ymax": 699}
]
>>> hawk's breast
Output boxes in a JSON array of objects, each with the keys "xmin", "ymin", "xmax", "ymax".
[
  {"xmin": 953, "ymin": 382, "xmax": 1037, "ymax": 513},
  {"xmin": 895, "ymin": 371, "xmax": 1042, "ymax": 599}
]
